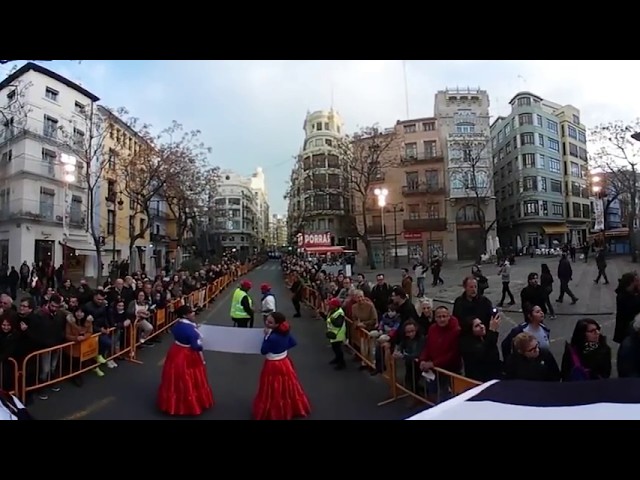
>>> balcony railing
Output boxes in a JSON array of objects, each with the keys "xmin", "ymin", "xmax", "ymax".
[
  {"xmin": 403, "ymin": 218, "xmax": 447, "ymax": 232},
  {"xmin": 401, "ymin": 150, "xmax": 444, "ymax": 164},
  {"xmin": 0, "ymin": 199, "xmax": 85, "ymax": 227},
  {"xmin": 402, "ymin": 184, "xmax": 446, "ymax": 196}
]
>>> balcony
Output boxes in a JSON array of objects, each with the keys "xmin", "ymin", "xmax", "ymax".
[
  {"xmin": 0, "ymin": 199, "xmax": 85, "ymax": 227},
  {"xmin": 401, "ymin": 150, "xmax": 444, "ymax": 165},
  {"xmin": 151, "ymin": 233, "xmax": 171, "ymax": 243},
  {"xmin": 403, "ymin": 218, "xmax": 447, "ymax": 232},
  {"xmin": 401, "ymin": 184, "xmax": 446, "ymax": 196}
]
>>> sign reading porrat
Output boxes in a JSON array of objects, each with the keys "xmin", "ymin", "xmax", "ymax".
[{"xmin": 297, "ymin": 232, "xmax": 332, "ymax": 247}]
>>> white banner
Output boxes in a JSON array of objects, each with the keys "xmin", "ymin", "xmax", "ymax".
[
  {"xmin": 593, "ymin": 198, "xmax": 605, "ymax": 231},
  {"xmin": 199, "ymin": 325, "xmax": 264, "ymax": 355}
]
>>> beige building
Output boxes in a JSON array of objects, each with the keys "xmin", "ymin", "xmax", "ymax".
[
  {"xmin": 435, "ymin": 88, "xmax": 496, "ymax": 261},
  {"xmin": 268, "ymin": 214, "xmax": 287, "ymax": 247},
  {"xmin": 355, "ymin": 117, "xmax": 447, "ymax": 266}
]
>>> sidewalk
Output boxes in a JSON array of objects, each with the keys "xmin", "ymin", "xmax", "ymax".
[{"xmin": 356, "ymin": 256, "xmax": 633, "ymax": 316}]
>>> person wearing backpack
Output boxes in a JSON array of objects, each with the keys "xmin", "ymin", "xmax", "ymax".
[{"xmin": 561, "ymin": 318, "xmax": 612, "ymax": 381}]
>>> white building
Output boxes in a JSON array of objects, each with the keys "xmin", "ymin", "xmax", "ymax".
[
  {"xmin": 269, "ymin": 214, "xmax": 287, "ymax": 247},
  {"xmin": 434, "ymin": 88, "xmax": 496, "ymax": 261},
  {"xmin": 0, "ymin": 62, "xmax": 98, "ymax": 276},
  {"xmin": 250, "ymin": 167, "xmax": 270, "ymax": 248},
  {"xmin": 212, "ymin": 170, "xmax": 260, "ymax": 254}
]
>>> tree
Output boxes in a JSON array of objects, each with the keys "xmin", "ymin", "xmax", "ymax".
[
  {"xmin": 334, "ymin": 125, "xmax": 399, "ymax": 268},
  {"xmin": 448, "ymin": 137, "xmax": 495, "ymax": 261},
  {"xmin": 58, "ymin": 105, "xmax": 132, "ymax": 286},
  {"xmin": 163, "ymin": 150, "xmax": 218, "ymax": 247},
  {"xmin": 590, "ymin": 119, "xmax": 640, "ymax": 262},
  {"xmin": 1, "ymin": 68, "xmax": 31, "ymax": 138},
  {"xmin": 117, "ymin": 121, "xmax": 202, "ymax": 266}
]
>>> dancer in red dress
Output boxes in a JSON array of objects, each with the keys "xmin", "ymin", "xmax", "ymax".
[
  {"xmin": 252, "ymin": 312, "xmax": 311, "ymax": 420},
  {"xmin": 157, "ymin": 305, "xmax": 214, "ymax": 416}
]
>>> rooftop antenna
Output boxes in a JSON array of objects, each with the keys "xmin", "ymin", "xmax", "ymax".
[{"xmin": 402, "ymin": 60, "xmax": 410, "ymax": 118}]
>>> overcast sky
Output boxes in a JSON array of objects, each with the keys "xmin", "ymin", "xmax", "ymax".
[{"xmin": 4, "ymin": 60, "xmax": 638, "ymax": 215}]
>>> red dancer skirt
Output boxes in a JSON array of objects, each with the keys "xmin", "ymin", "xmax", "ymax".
[
  {"xmin": 252, "ymin": 356, "xmax": 311, "ymax": 420},
  {"xmin": 157, "ymin": 344, "xmax": 214, "ymax": 416}
]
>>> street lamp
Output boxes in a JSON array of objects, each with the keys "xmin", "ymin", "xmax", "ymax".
[
  {"xmin": 106, "ymin": 185, "xmax": 124, "ymax": 279},
  {"xmin": 374, "ymin": 187, "xmax": 388, "ymax": 268},
  {"xmin": 388, "ymin": 203, "xmax": 404, "ymax": 268},
  {"xmin": 60, "ymin": 153, "xmax": 76, "ymax": 276}
]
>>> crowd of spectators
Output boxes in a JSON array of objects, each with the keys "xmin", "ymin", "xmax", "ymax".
[
  {"xmin": 0, "ymin": 255, "xmax": 254, "ymax": 403},
  {"xmin": 281, "ymin": 254, "xmax": 640, "ymax": 403}
]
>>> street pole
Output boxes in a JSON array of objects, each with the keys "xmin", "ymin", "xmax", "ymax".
[
  {"xmin": 393, "ymin": 205, "xmax": 399, "ymax": 268},
  {"xmin": 381, "ymin": 204, "xmax": 386, "ymax": 268},
  {"xmin": 60, "ymin": 154, "xmax": 77, "ymax": 278}
]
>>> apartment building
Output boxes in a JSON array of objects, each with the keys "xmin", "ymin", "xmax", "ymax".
[
  {"xmin": 435, "ymin": 88, "xmax": 496, "ymax": 261},
  {"xmin": 97, "ymin": 105, "xmax": 158, "ymax": 275},
  {"xmin": 268, "ymin": 214, "xmax": 287, "ymax": 247},
  {"xmin": 0, "ymin": 62, "xmax": 99, "ymax": 276},
  {"xmin": 491, "ymin": 91, "xmax": 590, "ymax": 250},
  {"xmin": 211, "ymin": 169, "xmax": 261, "ymax": 254},
  {"xmin": 286, "ymin": 109, "xmax": 353, "ymax": 247},
  {"xmin": 360, "ymin": 117, "xmax": 447, "ymax": 265},
  {"xmin": 250, "ymin": 167, "xmax": 270, "ymax": 248}
]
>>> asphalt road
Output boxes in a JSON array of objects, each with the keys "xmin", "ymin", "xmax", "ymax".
[{"xmin": 29, "ymin": 261, "xmax": 420, "ymax": 420}]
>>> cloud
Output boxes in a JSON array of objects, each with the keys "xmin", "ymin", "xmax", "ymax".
[{"xmin": 36, "ymin": 60, "xmax": 640, "ymax": 215}]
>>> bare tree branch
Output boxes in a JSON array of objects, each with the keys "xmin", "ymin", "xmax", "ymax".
[{"xmin": 590, "ymin": 118, "xmax": 640, "ymax": 261}]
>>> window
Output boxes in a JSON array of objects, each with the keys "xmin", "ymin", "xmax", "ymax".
[
  {"xmin": 568, "ymin": 125, "xmax": 577, "ymax": 139},
  {"xmin": 39, "ymin": 187, "xmax": 55, "ymax": 219},
  {"xmin": 578, "ymin": 130, "xmax": 587, "ymax": 143},
  {"xmin": 537, "ymin": 153, "xmax": 545, "ymax": 168},
  {"xmin": 550, "ymin": 179, "xmax": 562, "ymax": 193},
  {"xmin": 6, "ymin": 90, "xmax": 15, "ymax": 101},
  {"xmin": 546, "ymin": 119, "xmax": 558, "ymax": 134},
  {"xmin": 324, "ymin": 139, "xmax": 333, "ymax": 147},
  {"xmin": 107, "ymin": 148, "xmax": 117, "ymax": 169},
  {"xmin": 324, "ymin": 122, "xmax": 329, "ymax": 131},
  {"xmin": 456, "ymin": 122, "xmax": 475, "ymax": 134},
  {"xmin": 573, "ymin": 114, "xmax": 580, "ymax": 124},
  {"xmin": 540, "ymin": 177, "xmax": 547, "ymax": 192},
  {"xmin": 517, "ymin": 97, "xmax": 531, "ymax": 106},
  {"xmin": 497, "ymin": 130, "xmax": 504, "ymax": 143},
  {"xmin": 408, "ymin": 203, "xmax": 420, "ymax": 220},
  {"xmin": 541, "ymin": 201, "xmax": 548, "ymax": 215},
  {"xmin": 548, "ymin": 138, "xmax": 560, "ymax": 152},
  {"xmin": 426, "ymin": 203, "xmax": 439, "ymax": 218},
  {"xmin": 520, "ymin": 133, "xmax": 534, "ymax": 145},
  {"xmin": 139, "ymin": 217, "xmax": 146, "ymax": 233},
  {"xmin": 572, "ymin": 202, "xmax": 581, "ymax": 218},
  {"xmin": 518, "ymin": 113, "xmax": 533, "ymax": 125},
  {"xmin": 538, "ymin": 134, "xmax": 545, "ymax": 147},
  {"xmin": 425, "ymin": 170, "xmax": 439, "ymax": 188},
  {"xmin": 524, "ymin": 201, "xmax": 539, "ymax": 216},
  {"xmin": 405, "ymin": 171, "xmax": 419, "ymax": 188},
  {"xmin": 314, "ymin": 139, "xmax": 323, "ymax": 147},
  {"xmin": 70, "ymin": 195, "xmax": 82, "ymax": 224},
  {"xmin": 404, "ymin": 124, "xmax": 416, "ymax": 133},
  {"xmin": 107, "ymin": 180, "xmax": 116, "ymax": 201},
  {"xmin": 43, "ymin": 115, "xmax": 58, "ymax": 138},
  {"xmin": 505, "ymin": 141, "xmax": 511, "ymax": 154},
  {"xmin": 582, "ymin": 204, "xmax": 590, "ymax": 219},
  {"xmin": 522, "ymin": 153, "xmax": 536, "ymax": 168},
  {"xmin": 45, "ymin": 87, "xmax": 59, "ymax": 102},
  {"xmin": 549, "ymin": 157, "xmax": 561, "ymax": 173},
  {"xmin": 578, "ymin": 147, "xmax": 588, "ymax": 161},
  {"xmin": 75, "ymin": 101, "xmax": 86, "ymax": 115},
  {"xmin": 536, "ymin": 114, "xmax": 543, "ymax": 127},
  {"xmin": 424, "ymin": 140, "xmax": 437, "ymax": 157},
  {"xmin": 523, "ymin": 176, "xmax": 537, "ymax": 191},
  {"xmin": 404, "ymin": 142, "xmax": 417, "ymax": 158},
  {"xmin": 570, "ymin": 162, "xmax": 580, "ymax": 177},
  {"xmin": 73, "ymin": 128, "xmax": 85, "ymax": 148},
  {"xmin": 327, "ymin": 154, "xmax": 339, "ymax": 168},
  {"xmin": 422, "ymin": 122, "xmax": 435, "ymax": 131},
  {"xmin": 569, "ymin": 143, "xmax": 579, "ymax": 157},
  {"xmin": 315, "ymin": 122, "xmax": 322, "ymax": 131},
  {"xmin": 1, "ymin": 150, "xmax": 12, "ymax": 163},
  {"xmin": 551, "ymin": 203, "xmax": 563, "ymax": 216},
  {"xmin": 571, "ymin": 181, "xmax": 581, "ymax": 196},
  {"xmin": 504, "ymin": 123, "xmax": 511, "ymax": 135}
]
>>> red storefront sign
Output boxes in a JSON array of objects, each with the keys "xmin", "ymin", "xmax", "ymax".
[
  {"xmin": 297, "ymin": 232, "xmax": 332, "ymax": 247},
  {"xmin": 403, "ymin": 231, "xmax": 422, "ymax": 240}
]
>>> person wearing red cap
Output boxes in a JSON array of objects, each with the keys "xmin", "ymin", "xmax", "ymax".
[
  {"xmin": 253, "ymin": 311, "xmax": 311, "ymax": 420},
  {"xmin": 326, "ymin": 297, "xmax": 347, "ymax": 370},
  {"xmin": 260, "ymin": 283, "xmax": 276, "ymax": 324},
  {"xmin": 229, "ymin": 280, "xmax": 255, "ymax": 328},
  {"xmin": 157, "ymin": 305, "xmax": 214, "ymax": 416}
]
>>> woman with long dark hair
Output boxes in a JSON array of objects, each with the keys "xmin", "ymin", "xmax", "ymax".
[
  {"xmin": 459, "ymin": 315, "xmax": 502, "ymax": 382},
  {"xmin": 252, "ymin": 311, "xmax": 310, "ymax": 420},
  {"xmin": 540, "ymin": 264, "xmax": 555, "ymax": 319},
  {"xmin": 157, "ymin": 305, "xmax": 214, "ymax": 416},
  {"xmin": 561, "ymin": 318, "xmax": 611, "ymax": 381}
]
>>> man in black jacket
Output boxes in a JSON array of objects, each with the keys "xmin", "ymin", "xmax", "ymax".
[
  {"xmin": 452, "ymin": 276, "xmax": 494, "ymax": 329},
  {"xmin": 556, "ymin": 254, "xmax": 578, "ymax": 304},
  {"xmin": 520, "ymin": 272, "xmax": 549, "ymax": 321},
  {"xmin": 371, "ymin": 274, "xmax": 392, "ymax": 318}
]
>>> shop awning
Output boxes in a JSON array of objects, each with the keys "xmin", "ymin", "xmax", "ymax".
[
  {"xmin": 60, "ymin": 239, "xmax": 95, "ymax": 255},
  {"xmin": 304, "ymin": 246, "xmax": 344, "ymax": 254},
  {"xmin": 543, "ymin": 225, "xmax": 568, "ymax": 235}
]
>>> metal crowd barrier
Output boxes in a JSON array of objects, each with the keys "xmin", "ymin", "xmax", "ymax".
[
  {"xmin": 292, "ymin": 281, "xmax": 482, "ymax": 408},
  {"xmin": 3, "ymin": 260, "xmax": 264, "ymax": 403}
]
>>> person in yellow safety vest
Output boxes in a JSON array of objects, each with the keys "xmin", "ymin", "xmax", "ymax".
[
  {"xmin": 326, "ymin": 297, "xmax": 347, "ymax": 370},
  {"xmin": 230, "ymin": 280, "xmax": 255, "ymax": 328}
]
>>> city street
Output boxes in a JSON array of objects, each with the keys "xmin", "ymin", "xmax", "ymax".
[
  {"xmin": 358, "ymin": 255, "xmax": 633, "ymax": 364},
  {"xmin": 28, "ymin": 261, "xmax": 418, "ymax": 420}
]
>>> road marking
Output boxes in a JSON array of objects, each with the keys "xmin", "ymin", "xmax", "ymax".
[{"xmin": 63, "ymin": 396, "xmax": 115, "ymax": 420}]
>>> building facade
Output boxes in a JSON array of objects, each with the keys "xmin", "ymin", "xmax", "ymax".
[
  {"xmin": 249, "ymin": 167, "xmax": 270, "ymax": 249},
  {"xmin": 434, "ymin": 88, "xmax": 496, "ymax": 261},
  {"xmin": 268, "ymin": 214, "xmax": 287, "ymax": 248},
  {"xmin": 358, "ymin": 117, "xmax": 447, "ymax": 265},
  {"xmin": 211, "ymin": 169, "xmax": 260, "ymax": 254},
  {"xmin": 491, "ymin": 92, "xmax": 590, "ymax": 251},
  {"xmin": 0, "ymin": 62, "xmax": 99, "ymax": 276},
  {"xmin": 286, "ymin": 109, "xmax": 353, "ymax": 247}
]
